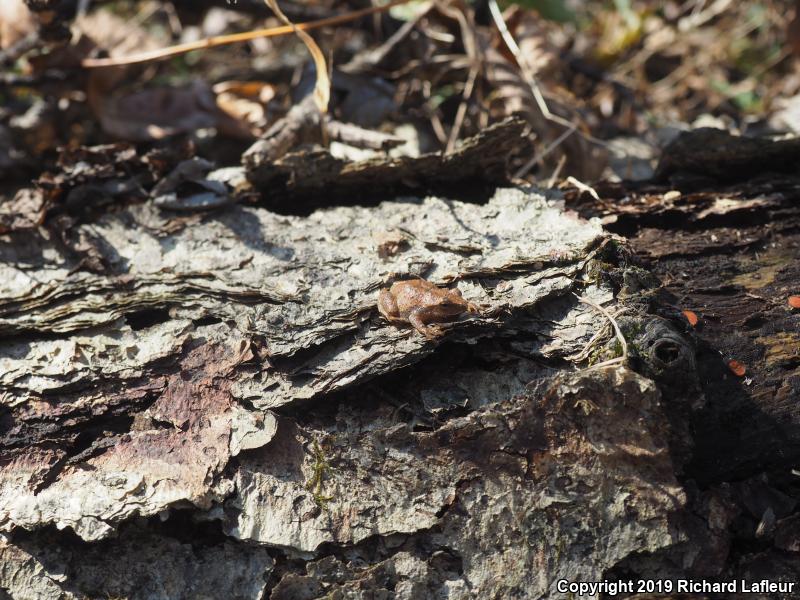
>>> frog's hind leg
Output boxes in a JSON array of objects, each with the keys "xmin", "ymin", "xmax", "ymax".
[{"xmin": 378, "ymin": 289, "xmax": 406, "ymax": 324}]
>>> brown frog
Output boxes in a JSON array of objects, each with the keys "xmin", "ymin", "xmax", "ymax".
[{"xmin": 378, "ymin": 278, "xmax": 479, "ymax": 339}]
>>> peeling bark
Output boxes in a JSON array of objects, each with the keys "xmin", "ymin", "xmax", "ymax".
[
  {"xmin": 4, "ymin": 184, "xmax": 701, "ymax": 598},
  {"xmin": 2, "ymin": 152, "xmax": 793, "ymax": 598},
  {"xmin": 1, "ymin": 526, "xmax": 273, "ymax": 599}
]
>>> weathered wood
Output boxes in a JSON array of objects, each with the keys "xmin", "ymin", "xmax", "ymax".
[
  {"xmin": 1, "ymin": 177, "xmax": 707, "ymax": 598},
  {"xmin": 3, "ymin": 124, "xmax": 800, "ymax": 598},
  {"xmin": 568, "ymin": 137, "xmax": 800, "ymax": 485},
  {"xmin": 243, "ymin": 117, "xmax": 530, "ymax": 211}
]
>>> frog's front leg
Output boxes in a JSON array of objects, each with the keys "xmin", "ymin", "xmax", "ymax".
[{"xmin": 408, "ymin": 306, "xmax": 445, "ymax": 339}]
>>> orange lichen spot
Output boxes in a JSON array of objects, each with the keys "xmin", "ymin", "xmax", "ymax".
[
  {"xmin": 789, "ymin": 296, "xmax": 800, "ymax": 309},
  {"xmin": 728, "ymin": 359, "xmax": 746, "ymax": 377},
  {"xmin": 682, "ymin": 310, "xmax": 699, "ymax": 327}
]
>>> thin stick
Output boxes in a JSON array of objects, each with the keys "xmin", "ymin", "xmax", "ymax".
[
  {"xmin": 565, "ymin": 176, "xmax": 600, "ymax": 201},
  {"xmin": 569, "ymin": 306, "xmax": 629, "ymax": 362},
  {"xmin": 438, "ymin": 0, "xmax": 480, "ymax": 153},
  {"xmin": 446, "ymin": 65, "xmax": 477, "ymax": 152},
  {"xmin": 81, "ymin": 0, "xmax": 414, "ymax": 68},
  {"xmin": 575, "ymin": 294, "xmax": 628, "ymax": 370},
  {"xmin": 488, "ymin": 0, "xmax": 614, "ymax": 156},
  {"xmin": 264, "ymin": 0, "xmax": 330, "ymax": 114},
  {"xmin": 545, "ymin": 153, "xmax": 567, "ymax": 188},
  {"xmin": 488, "ymin": 0, "xmax": 570, "ymax": 129},
  {"xmin": 513, "ymin": 121, "xmax": 576, "ymax": 179}
]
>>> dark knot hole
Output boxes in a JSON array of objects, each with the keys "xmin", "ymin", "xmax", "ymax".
[{"xmin": 652, "ymin": 340, "xmax": 682, "ymax": 365}]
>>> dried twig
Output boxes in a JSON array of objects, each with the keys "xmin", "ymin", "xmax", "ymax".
[
  {"xmin": 264, "ymin": 0, "xmax": 330, "ymax": 115},
  {"xmin": 81, "ymin": 0, "xmax": 414, "ymax": 68},
  {"xmin": 514, "ymin": 121, "xmax": 576, "ymax": 179},
  {"xmin": 488, "ymin": 0, "xmax": 614, "ymax": 166},
  {"xmin": 487, "ymin": 0, "xmax": 573, "ymax": 130},
  {"xmin": 569, "ymin": 306, "xmax": 630, "ymax": 362},
  {"xmin": 447, "ymin": 64, "xmax": 478, "ymax": 153},
  {"xmin": 327, "ymin": 120, "xmax": 404, "ymax": 151},
  {"xmin": 545, "ymin": 154, "xmax": 567, "ymax": 188},
  {"xmin": 437, "ymin": 0, "xmax": 482, "ymax": 153},
  {"xmin": 574, "ymin": 294, "xmax": 628, "ymax": 370},
  {"xmin": 565, "ymin": 176, "xmax": 600, "ymax": 201}
]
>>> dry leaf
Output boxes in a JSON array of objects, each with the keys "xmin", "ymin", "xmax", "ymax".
[
  {"xmin": 264, "ymin": 0, "xmax": 330, "ymax": 115},
  {"xmin": 213, "ymin": 81, "xmax": 277, "ymax": 138},
  {"xmin": 788, "ymin": 1, "xmax": 800, "ymax": 57},
  {"xmin": 682, "ymin": 309, "xmax": 699, "ymax": 327},
  {"xmin": 500, "ymin": 5, "xmax": 559, "ymax": 79},
  {"xmin": 89, "ymin": 79, "xmax": 219, "ymax": 142},
  {"xmin": 75, "ymin": 9, "xmax": 162, "ymax": 60},
  {"xmin": 78, "ymin": 9, "xmax": 213, "ymax": 142},
  {"xmin": 85, "ymin": 36, "xmax": 269, "ymax": 140},
  {"xmin": 0, "ymin": 0, "xmax": 36, "ymax": 50},
  {"xmin": 728, "ymin": 359, "xmax": 746, "ymax": 377}
]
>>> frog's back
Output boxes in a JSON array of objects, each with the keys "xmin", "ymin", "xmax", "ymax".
[{"xmin": 390, "ymin": 279, "xmax": 441, "ymax": 314}]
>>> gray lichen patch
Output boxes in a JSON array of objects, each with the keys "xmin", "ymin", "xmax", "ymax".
[
  {"xmin": 2, "ymin": 187, "xmax": 605, "ymax": 414},
  {"xmin": 225, "ymin": 367, "xmax": 684, "ymax": 597},
  {"xmin": 0, "ymin": 185, "xmax": 670, "ymax": 600},
  {"xmin": 0, "ymin": 525, "xmax": 273, "ymax": 600}
]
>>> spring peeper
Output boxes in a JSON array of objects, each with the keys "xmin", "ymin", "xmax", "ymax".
[{"xmin": 378, "ymin": 279, "xmax": 479, "ymax": 339}]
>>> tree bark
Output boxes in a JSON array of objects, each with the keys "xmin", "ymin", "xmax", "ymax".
[{"xmin": 2, "ymin": 129, "xmax": 799, "ymax": 598}]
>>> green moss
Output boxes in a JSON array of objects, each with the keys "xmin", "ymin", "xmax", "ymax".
[
  {"xmin": 587, "ymin": 332, "xmax": 627, "ymax": 366},
  {"xmin": 588, "ymin": 341, "xmax": 620, "ymax": 365},
  {"xmin": 499, "ymin": 0, "xmax": 577, "ymax": 23},
  {"xmin": 620, "ymin": 320, "xmax": 643, "ymax": 338},
  {"xmin": 305, "ymin": 437, "xmax": 334, "ymax": 510},
  {"xmin": 598, "ymin": 238, "xmax": 623, "ymax": 262},
  {"xmin": 586, "ymin": 260, "xmax": 615, "ymax": 283}
]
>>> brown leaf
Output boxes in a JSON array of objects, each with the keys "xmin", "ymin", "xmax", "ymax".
[
  {"xmin": 213, "ymin": 81, "xmax": 277, "ymax": 139},
  {"xmin": 78, "ymin": 9, "xmax": 217, "ymax": 142},
  {"xmin": 89, "ymin": 79, "xmax": 220, "ymax": 142},
  {"xmin": 75, "ymin": 9, "xmax": 162, "ymax": 60},
  {"xmin": 0, "ymin": 0, "xmax": 36, "ymax": 50}
]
